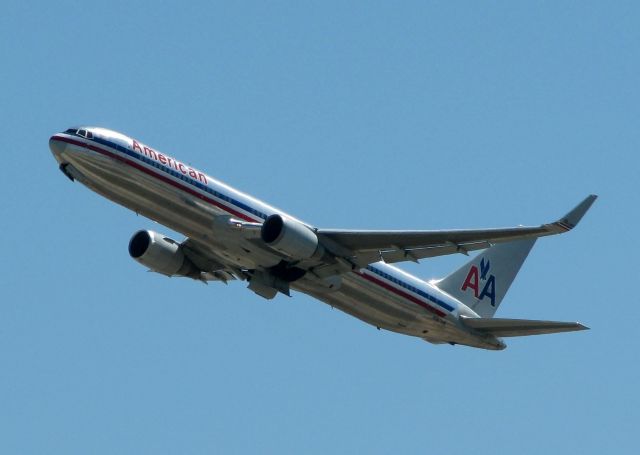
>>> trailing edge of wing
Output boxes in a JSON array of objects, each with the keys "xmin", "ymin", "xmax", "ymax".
[
  {"xmin": 317, "ymin": 194, "xmax": 597, "ymax": 266},
  {"xmin": 461, "ymin": 317, "xmax": 589, "ymax": 337}
]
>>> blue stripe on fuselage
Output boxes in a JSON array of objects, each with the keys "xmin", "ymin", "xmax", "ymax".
[
  {"xmin": 91, "ymin": 135, "xmax": 269, "ymax": 221},
  {"xmin": 366, "ymin": 265, "xmax": 455, "ymax": 312}
]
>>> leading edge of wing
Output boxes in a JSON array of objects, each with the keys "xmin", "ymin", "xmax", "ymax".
[{"xmin": 317, "ymin": 194, "xmax": 597, "ymax": 264}]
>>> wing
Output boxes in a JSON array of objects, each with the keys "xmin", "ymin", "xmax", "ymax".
[
  {"xmin": 181, "ymin": 237, "xmax": 245, "ymax": 283},
  {"xmin": 317, "ymin": 195, "xmax": 597, "ymax": 266},
  {"xmin": 461, "ymin": 317, "xmax": 589, "ymax": 337}
]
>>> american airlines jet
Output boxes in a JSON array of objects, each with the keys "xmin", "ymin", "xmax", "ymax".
[{"xmin": 49, "ymin": 127, "xmax": 596, "ymax": 350}]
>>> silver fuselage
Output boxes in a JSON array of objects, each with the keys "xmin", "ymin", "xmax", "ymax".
[{"xmin": 49, "ymin": 127, "xmax": 504, "ymax": 350}]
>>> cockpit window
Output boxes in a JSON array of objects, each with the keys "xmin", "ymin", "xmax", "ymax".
[{"xmin": 63, "ymin": 128, "xmax": 92, "ymax": 139}]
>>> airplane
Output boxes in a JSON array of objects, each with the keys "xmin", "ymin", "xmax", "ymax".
[{"xmin": 49, "ymin": 126, "xmax": 597, "ymax": 350}]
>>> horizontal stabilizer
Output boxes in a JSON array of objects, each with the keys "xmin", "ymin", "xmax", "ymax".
[{"xmin": 461, "ymin": 316, "xmax": 589, "ymax": 337}]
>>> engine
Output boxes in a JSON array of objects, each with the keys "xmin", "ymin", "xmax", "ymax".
[
  {"xmin": 128, "ymin": 230, "xmax": 200, "ymax": 278},
  {"xmin": 261, "ymin": 214, "xmax": 324, "ymax": 260}
]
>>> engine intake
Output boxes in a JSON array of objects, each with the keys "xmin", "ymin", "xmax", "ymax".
[
  {"xmin": 261, "ymin": 214, "xmax": 323, "ymax": 260},
  {"xmin": 128, "ymin": 230, "xmax": 199, "ymax": 278}
]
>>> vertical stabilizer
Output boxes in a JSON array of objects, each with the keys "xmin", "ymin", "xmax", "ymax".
[{"xmin": 434, "ymin": 239, "xmax": 536, "ymax": 318}]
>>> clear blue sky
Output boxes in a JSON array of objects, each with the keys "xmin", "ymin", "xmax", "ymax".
[{"xmin": 1, "ymin": 1, "xmax": 637, "ymax": 453}]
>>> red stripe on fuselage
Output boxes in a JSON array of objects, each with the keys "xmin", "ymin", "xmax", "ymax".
[
  {"xmin": 356, "ymin": 271, "xmax": 446, "ymax": 318},
  {"xmin": 52, "ymin": 136, "xmax": 260, "ymax": 222}
]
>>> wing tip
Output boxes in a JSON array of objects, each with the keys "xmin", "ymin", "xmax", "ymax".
[{"xmin": 559, "ymin": 194, "xmax": 598, "ymax": 229}]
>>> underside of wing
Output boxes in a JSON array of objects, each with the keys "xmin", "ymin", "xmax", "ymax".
[
  {"xmin": 317, "ymin": 195, "xmax": 597, "ymax": 266},
  {"xmin": 461, "ymin": 317, "xmax": 589, "ymax": 337},
  {"xmin": 181, "ymin": 238, "xmax": 244, "ymax": 282}
]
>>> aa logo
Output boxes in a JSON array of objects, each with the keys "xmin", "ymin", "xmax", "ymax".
[{"xmin": 461, "ymin": 258, "xmax": 496, "ymax": 307}]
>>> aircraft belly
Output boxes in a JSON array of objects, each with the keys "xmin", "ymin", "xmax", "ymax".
[
  {"xmin": 66, "ymin": 148, "xmax": 215, "ymax": 231},
  {"xmin": 296, "ymin": 272, "xmax": 451, "ymax": 338},
  {"xmin": 296, "ymin": 272, "xmax": 505, "ymax": 349},
  {"xmin": 301, "ymin": 279, "xmax": 503, "ymax": 348}
]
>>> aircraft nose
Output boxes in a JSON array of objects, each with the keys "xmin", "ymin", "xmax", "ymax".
[{"xmin": 49, "ymin": 135, "xmax": 67, "ymax": 160}]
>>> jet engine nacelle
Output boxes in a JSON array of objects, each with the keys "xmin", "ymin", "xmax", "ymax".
[
  {"xmin": 261, "ymin": 214, "xmax": 324, "ymax": 260},
  {"xmin": 128, "ymin": 230, "xmax": 199, "ymax": 278}
]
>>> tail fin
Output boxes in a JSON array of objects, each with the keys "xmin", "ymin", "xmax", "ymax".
[{"xmin": 434, "ymin": 239, "xmax": 536, "ymax": 318}]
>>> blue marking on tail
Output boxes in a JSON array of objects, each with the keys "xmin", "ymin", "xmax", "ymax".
[{"xmin": 480, "ymin": 258, "xmax": 491, "ymax": 280}]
